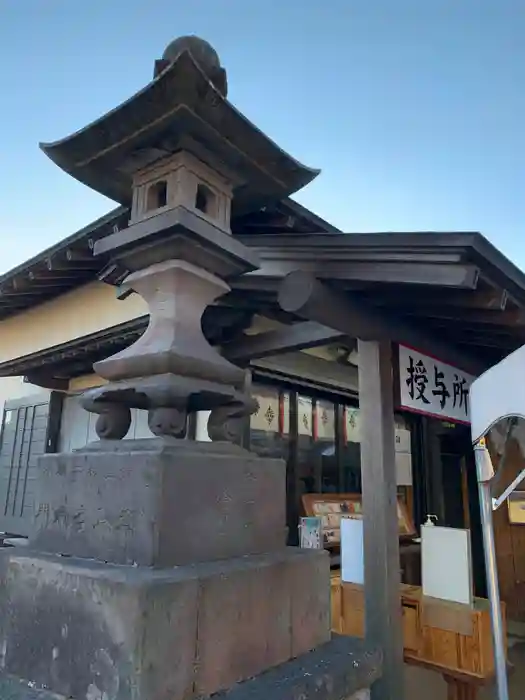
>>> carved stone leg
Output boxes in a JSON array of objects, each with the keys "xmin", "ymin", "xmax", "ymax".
[
  {"xmin": 207, "ymin": 398, "xmax": 258, "ymax": 443},
  {"xmin": 94, "ymin": 403, "xmax": 131, "ymax": 440},
  {"xmin": 148, "ymin": 406, "xmax": 188, "ymax": 438}
]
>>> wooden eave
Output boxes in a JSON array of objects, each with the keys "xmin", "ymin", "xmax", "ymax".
[
  {"xmin": 231, "ymin": 199, "xmax": 340, "ymax": 235},
  {"xmin": 2, "ymin": 228, "xmax": 524, "ymax": 379},
  {"xmin": 0, "ymin": 199, "xmax": 337, "ymax": 322},
  {"xmin": 231, "ymin": 231, "xmax": 525, "ymax": 369},
  {"xmin": 18, "ymin": 316, "xmax": 149, "ymax": 384},
  {"xmin": 0, "ymin": 206, "xmax": 128, "ymax": 320},
  {"xmin": 238, "ymin": 231, "xmax": 525, "ymax": 300},
  {"xmin": 0, "ymin": 305, "xmax": 256, "ymax": 382}
]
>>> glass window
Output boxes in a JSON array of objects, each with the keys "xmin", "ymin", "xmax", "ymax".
[
  {"xmin": 297, "ymin": 394, "xmax": 315, "ymax": 493},
  {"xmin": 395, "ymin": 414, "xmax": 413, "ymax": 487},
  {"xmin": 316, "ymin": 400, "xmax": 338, "ymax": 493},
  {"xmin": 338, "ymin": 406, "xmax": 413, "ymax": 493},
  {"xmin": 297, "ymin": 396, "xmax": 337, "ymax": 495},
  {"xmin": 244, "ymin": 382, "xmax": 418, "ymax": 538},
  {"xmin": 341, "ymin": 405, "xmax": 362, "ymax": 493}
]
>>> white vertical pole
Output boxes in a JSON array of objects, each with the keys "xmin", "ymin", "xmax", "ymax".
[{"xmin": 474, "ymin": 442, "xmax": 509, "ymax": 700}]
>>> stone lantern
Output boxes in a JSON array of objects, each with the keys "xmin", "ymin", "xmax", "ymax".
[{"xmin": 0, "ymin": 36, "xmax": 380, "ymax": 700}]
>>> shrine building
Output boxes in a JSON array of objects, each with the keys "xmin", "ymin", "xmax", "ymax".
[{"xmin": 1, "ymin": 34, "xmax": 525, "ymax": 629}]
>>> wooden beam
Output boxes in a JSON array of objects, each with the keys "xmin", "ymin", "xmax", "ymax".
[
  {"xmin": 98, "ymin": 263, "xmax": 129, "ymax": 286},
  {"xmin": 425, "ymin": 320, "xmax": 519, "ymax": 341},
  {"xmin": 28, "ymin": 271, "xmax": 83, "ymax": 283},
  {"xmin": 222, "ymin": 321, "xmax": 345, "ymax": 363},
  {"xmin": 251, "ymin": 260, "xmax": 479, "ymax": 289},
  {"xmin": 231, "ymin": 276, "xmax": 281, "ymax": 293},
  {"xmin": 0, "ymin": 316, "xmax": 148, "ymax": 377},
  {"xmin": 0, "ymin": 288, "xmax": 37, "ymax": 300},
  {"xmin": 11, "ymin": 276, "xmax": 73, "ymax": 291},
  {"xmin": 403, "ymin": 307, "xmax": 525, "ymax": 327},
  {"xmin": 443, "ymin": 334, "xmax": 517, "ymax": 351},
  {"xmin": 370, "ymin": 287, "xmax": 508, "ymax": 311},
  {"xmin": 278, "ymin": 270, "xmax": 486, "ymax": 375},
  {"xmin": 217, "ymin": 293, "xmax": 275, "ymax": 312},
  {"xmin": 0, "ymin": 292, "xmax": 43, "ymax": 313},
  {"xmin": 359, "ymin": 339, "xmax": 404, "ymax": 700},
  {"xmin": 66, "ymin": 248, "xmax": 96, "ymax": 263},
  {"xmin": 0, "ymin": 305, "xmax": 31, "ymax": 320},
  {"xmin": 239, "ymin": 214, "xmax": 297, "ymax": 230},
  {"xmin": 24, "ymin": 373, "xmax": 69, "ymax": 392},
  {"xmin": 46, "ymin": 257, "xmax": 59, "ymax": 272},
  {"xmin": 202, "ymin": 308, "xmax": 253, "ymax": 346},
  {"xmin": 46, "ymin": 254, "xmax": 97, "ymax": 271}
]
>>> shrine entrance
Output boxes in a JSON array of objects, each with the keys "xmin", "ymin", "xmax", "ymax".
[{"xmin": 438, "ymin": 423, "xmax": 487, "ymax": 598}]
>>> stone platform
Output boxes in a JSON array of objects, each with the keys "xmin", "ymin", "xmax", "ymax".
[
  {"xmin": 32, "ymin": 439, "xmax": 285, "ymax": 567},
  {"xmin": 0, "ymin": 546, "xmax": 330, "ymax": 700},
  {"xmin": 0, "ymin": 634, "xmax": 380, "ymax": 700},
  {"xmin": 0, "ymin": 676, "xmax": 64, "ymax": 700}
]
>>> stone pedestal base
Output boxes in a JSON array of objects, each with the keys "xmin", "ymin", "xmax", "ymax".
[
  {"xmin": 0, "ymin": 547, "xmax": 330, "ymax": 700},
  {"xmin": 0, "ymin": 678, "xmax": 372, "ymax": 700},
  {"xmin": 0, "ymin": 635, "xmax": 380, "ymax": 700},
  {"xmin": 32, "ymin": 439, "xmax": 285, "ymax": 567}
]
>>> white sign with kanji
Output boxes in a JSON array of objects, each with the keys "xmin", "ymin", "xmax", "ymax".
[{"xmin": 398, "ymin": 345, "xmax": 475, "ymax": 424}]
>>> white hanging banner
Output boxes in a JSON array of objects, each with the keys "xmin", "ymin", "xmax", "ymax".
[
  {"xmin": 316, "ymin": 400, "xmax": 335, "ymax": 440},
  {"xmin": 398, "ymin": 345, "xmax": 475, "ymax": 424},
  {"xmin": 298, "ymin": 395, "xmax": 313, "ymax": 436},
  {"xmin": 281, "ymin": 393, "xmax": 290, "ymax": 435},
  {"xmin": 251, "ymin": 387, "xmax": 279, "ymax": 433},
  {"xmin": 345, "ymin": 407, "xmax": 361, "ymax": 443}
]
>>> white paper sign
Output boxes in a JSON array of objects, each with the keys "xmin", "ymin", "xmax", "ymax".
[
  {"xmin": 341, "ymin": 517, "xmax": 364, "ymax": 585},
  {"xmin": 421, "ymin": 525, "xmax": 473, "ymax": 606},
  {"xmin": 398, "ymin": 345, "xmax": 475, "ymax": 424}
]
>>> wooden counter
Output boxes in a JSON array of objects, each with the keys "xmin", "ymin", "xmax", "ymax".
[
  {"xmin": 331, "ymin": 575, "xmax": 507, "ymax": 698},
  {"xmin": 330, "ymin": 571, "xmax": 342, "ymax": 633}
]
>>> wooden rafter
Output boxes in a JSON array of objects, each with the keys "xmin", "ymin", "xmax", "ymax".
[
  {"xmin": 222, "ymin": 321, "xmax": 345, "ymax": 364},
  {"xmin": 364, "ymin": 287, "xmax": 508, "ymax": 311},
  {"xmin": 401, "ymin": 307, "xmax": 525, "ymax": 327}
]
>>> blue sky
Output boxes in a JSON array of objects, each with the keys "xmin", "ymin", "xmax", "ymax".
[{"xmin": 1, "ymin": 1, "xmax": 524, "ymax": 273}]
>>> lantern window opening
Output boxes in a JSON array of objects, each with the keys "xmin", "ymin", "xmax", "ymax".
[
  {"xmin": 195, "ymin": 183, "xmax": 216, "ymax": 216},
  {"xmin": 146, "ymin": 180, "xmax": 168, "ymax": 211}
]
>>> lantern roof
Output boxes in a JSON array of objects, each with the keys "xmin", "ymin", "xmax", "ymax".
[{"xmin": 40, "ymin": 36, "xmax": 319, "ymax": 216}]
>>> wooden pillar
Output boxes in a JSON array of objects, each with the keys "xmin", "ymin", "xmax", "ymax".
[
  {"xmin": 358, "ymin": 339, "xmax": 404, "ymax": 700},
  {"xmin": 45, "ymin": 391, "xmax": 65, "ymax": 453}
]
